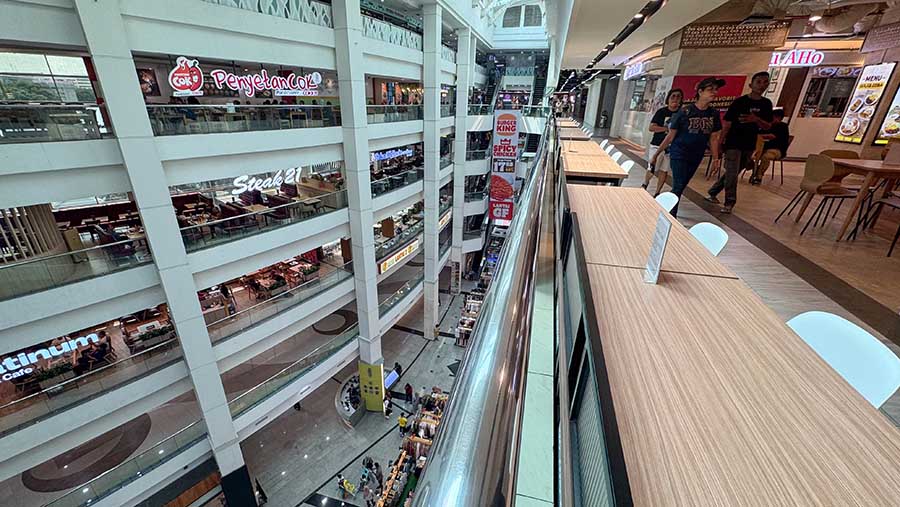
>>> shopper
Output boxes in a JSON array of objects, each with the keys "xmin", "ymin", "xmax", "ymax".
[
  {"xmin": 651, "ymin": 77, "xmax": 723, "ymax": 217},
  {"xmin": 383, "ymin": 396, "xmax": 393, "ymax": 419},
  {"xmin": 404, "ymin": 383, "xmax": 413, "ymax": 404},
  {"xmin": 398, "ymin": 414, "xmax": 408, "ymax": 435},
  {"xmin": 374, "ymin": 463, "xmax": 384, "ymax": 488},
  {"xmin": 363, "ymin": 485, "xmax": 376, "ymax": 507},
  {"xmin": 752, "ymin": 108, "xmax": 789, "ymax": 184},
  {"xmin": 643, "ymin": 88, "xmax": 684, "ymax": 195},
  {"xmin": 337, "ymin": 473, "xmax": 347, "ymax": 498},
  {"xmin": 393, "ymin": 362, "xmax": 403, "ymax": 376},
  {"xmin": 706, "ymin": 72, "xmax": 773, "ymax": 212}
]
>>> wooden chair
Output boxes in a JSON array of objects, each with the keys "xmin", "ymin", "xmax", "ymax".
[
  {"xmin": 774, "ymin": 154, "xmax": 856, "ymax": 234},
  {"xmin": 849, "ymin": 193, "xmax": 900, "ymax": 256}
]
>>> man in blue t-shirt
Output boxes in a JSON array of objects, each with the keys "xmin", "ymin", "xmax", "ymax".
[{"xmin": 650, "ymin": 77, "xmax": 723, "ymax": 217}]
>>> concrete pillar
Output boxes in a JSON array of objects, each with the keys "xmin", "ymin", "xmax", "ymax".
[
  {"xmin": 333, "ymin": 0, "xmax": 382, "ymax": 362},
  {"xmin": 72, "ymin": 2, "xmax": 253, "ymax": 504},
  {"xmin": 451, "ymin": 28, "xmax": 473, "ymax": 295},
  {"xmin": 422, "ymin": 3, "xmax": 442, "ymax": 339}
]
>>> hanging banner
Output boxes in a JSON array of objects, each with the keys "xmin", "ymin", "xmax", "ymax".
[
  {"xmin": 670, "ymin": 75, "xmax": 747, "ymax": 118},
  {"xmin": 836, "ymin": 62, "xmax": 896, "ymax": 144},
  {"xmin": 358, "ymin": 361, "xmax": 385, "ymax": 412},
  {"xmin": 489, "ymin": 111, "xmax": 521, "ymax": 221}
]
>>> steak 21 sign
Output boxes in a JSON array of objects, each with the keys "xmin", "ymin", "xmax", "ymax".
[
  {"xmin": 169, "ymin": 56, "xmax": 322, "ymax": 98},
  {"xmin": 231, "ymin": 169, "xmax": 299, "ymax": 195}
]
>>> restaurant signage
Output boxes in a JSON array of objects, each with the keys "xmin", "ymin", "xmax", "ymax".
[
  {"xmin": 231, "ymin": 169, "xmax": 299, "ymax": 195},
  {"xmin": 439, "ymin": 209, "xmax": 452, "ymax": 230},
  {"xmin": 624, "ymin": 60, "xmax": 648, "ymax": 80},
  {"xmin": 835, "ymin": 62, "xmax": 896, "ymax": 144},
  {"xmin": 875, "ymin": 85, "xmax": 900, "ymax": 145},
  {"xmin": 489, "ymin": 111, "xmax": 521, "ymax": 221},
  {"xmin": 679, "ymin": 21, "xmax": 790, "ymax": 49},
  {"xmin": 0, "ymin": 333, "xmax": 100, "ymax": 382},
  {"xmin": 169, "ymin": 56, "xmax": 322, "ymax": 98},
  {"xmin": 371, "ymin": 148, "xmax": 414, "ymax": 162},
  {"xmin": 379, "ymin": 239, "xmax": 420, "ymax": 274},
  {"xmin": 862, "ymin": 21, "xmax": 900, "ymax": 53},
  {"xmin": 769, "ymin": 49, "xmax": 825, "ymax": 67},
  {"xmin": 671, "ymin": 75, "xmax": 747, "ymax": 116}
]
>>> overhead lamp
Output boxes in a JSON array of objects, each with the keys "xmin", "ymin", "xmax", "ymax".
[
  {"xmin": 634, "ymin": 13, "xmax": 644, "ymax": 19},
  {"xmin": 607, "ymin": 42, "xmax": 615, "ymax": 47}
]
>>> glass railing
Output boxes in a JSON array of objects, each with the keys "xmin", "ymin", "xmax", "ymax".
[
  {"xmin": 207, "ymin": 263, "xmax": 354, "ymax": 343},
  {"xmin": 379, "ymin": 270, "xmax": 424, "ymax": 316},
  {"xmin": 441, "ymin": 104, "xmax": 455, "ymax": 117},
  {"xmin": 440, "ymin": 199, "xmax": 452, "ymax": 214},
  {"xmin": 47, "ymin": 419, "xmax": 208, "ymax": 507},
  {"xmin": 366, "ymin": 105, "xmax": 423, "ymax": 124},
  {"xmin": 440, "ymin": 153, "xmax": 454, "ymax": 169},
  {"xmin": 466, "ymin": 150, "xmax": 488, "ymax": 161},
  {"xmin": 228, "ymin": 325, "xmax": 359, "ymax": 418},
  {"xmin": 441, "ymin": 45, "xmax": 457, "ymax": 63},
  {"xmin": 463, "ymin": 229, "xmax": 484, "ymax": 240},
  {"xmin": 362, "ymin": 15, "xmax": 423, "ymax": 51},
  {"xmin": 0, "ymin": 104, "xmax": 111, "ymax": 143},
  {"xmin": 440, "ymin": 236, "xmax": 451, "ymax": 256},
  {"xmin": 0, "ymin": 237, "xmax": 153, "ymax": 301},
  {"xmin": 465, "ymin": 191, "xmax": 486, "ymax": 202},
  {"xmin": 147, "ymin": 104, "xmax": 341, "ymax": 136},
  {"xmin": 506, "ymin": 66, "xmax": 535, "ymax": 77},
  {"xmin": 468, "ymin": 104, "xmax": 492, "ymax": 115},
  {"xmin": 179, "ymin": 189, "xmax": 348, "ymax": 252},
  {"xmin": 201, "ymin": 0, "xmax": 333, "ymax": 28},
  {"xmin": 375, "ymin": 220, "xmax": 424, "ymax": 261},
  {"xmin": 522, "ymin": 106, "xmax": 551, "ymax": 117},
  {"xmin": 0, "ymin": 341, "xmax": 182, "ymax": 436},
  {"xmin": 371, "ymin": 167, "xmax": 423, "ymax": 198}
]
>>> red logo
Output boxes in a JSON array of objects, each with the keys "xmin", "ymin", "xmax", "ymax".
[
  {"xmin": 169, "ymin": 57, "xmax": 204, "ymax": 96},
  {"xmin": 496, "ymin": 113, "xmax": 517, "ymax": 136}
]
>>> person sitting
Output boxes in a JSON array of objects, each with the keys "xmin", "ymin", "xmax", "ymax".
[{"xmin": 751, "ymin": 109, "xmax": 789, "ymax": 184}]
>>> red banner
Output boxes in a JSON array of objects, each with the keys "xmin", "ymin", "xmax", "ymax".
[{"xmin": 670, "ymin": 75, "xmax": 747, "ymax": 116}]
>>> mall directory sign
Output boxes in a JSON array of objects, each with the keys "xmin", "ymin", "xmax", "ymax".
[
  {"xmin": 836, "ymin": 62, "xmax": 896, "ymax": 144},
  {"xmin": 875, "ymin": 83, "xmax": 900, "ymax": 145},
  {"xmin": 358, "ymin": 361, "xmax": 385, "ymax": 412},
  {"xmin": 489, "ymin": 110, "xmax": 522, "ymax": 221}
]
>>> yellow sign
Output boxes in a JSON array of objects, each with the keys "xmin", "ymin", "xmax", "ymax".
[
  {"xmin": 439, "ymin": 210, "xmax": 452, "ymax": 230},
  {"xmin": 379, "ymin": 239, "xmax": 420, "ymax": 274},
  {"xmin": 358, "ymin": 361, "xmax": 385, "ymax": 412}
]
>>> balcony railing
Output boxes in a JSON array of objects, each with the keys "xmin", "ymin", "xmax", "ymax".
[
  {"xmin": 440, "ymin": 236, "xmax": 451, "ymax": 256},
  {"xmin": 506, "ymin": 66, "xmax": 535, "ymax": 77},
  {"xmin": 463, "ymin": 229, "xmax": 484, "ymax": 240},
  {"xmin": 379, "ymin": 270, "xmax": 424, "ymax": 316},
  {"xmin": 468, "ymin": 104, "xmax": 492, "ymax": 115},
  {"xmin": 375, "ymin": 220, "xmax": 424, "ymax": 261},
  {"xmin": 179, "ymin": 189, "xmax": 348, "ymax": 252},
  {"xmin": 441, "ymin": 45, "xmax": 457, "ymax": 63},
  {"xmin": 228, "ymin": 325, "xmax": 359, "ymax": 417},
  {"xmin": 207, "ymin": 262, "xmax": 354, "ymax": 343},
  {"xmin": 147, "ymin": 105, "xmax": 340, "ymax": 136},
  {"xmin": 465, "ymin": 191, "xmax": 486, "ymax": 202},
  {"xmin": 362, "ymin": 15, "xmax": 423, "ymax": 51},
  {"xmin": 371, "ymin": 167, "xmax": 424, "ymax": 198},
  {"xmin": 200, "ymin": 0, "xmax": 333, "ymax": 28},
  {"xmin": 0, "ymin": 340, "xmax": 182, "ymax": 436},
  {"xmin": 466, "ymin": 150, "xmax": 488, "ymax": 161},
  {"xmin": 0, "ymin": 104, "xmax": 111, "ymax": 144},
  {"xmin": 440, "ymin": 153, "xmax": 454, "ymax": 169},
  {"xmin": 522, "ymin": 106, "xmax": 551, "ymax": 117},
  {"xmin": 366, "ymin": 105, "xmax": 423, "ymax": 124},
  {"xmin": 440, "ymin": 104, "xmax": 455, "ymax": 117},
  {"xmin": 47, "ymin": 419, "xmax": 208, "ymax": 507},
  {"xmin": 0, "ymin": 237, "xmax": 152, "ymax": 302}
]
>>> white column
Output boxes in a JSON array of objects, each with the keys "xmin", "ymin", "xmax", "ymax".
[
  {"xmin": 451, "ymin": 28, "xmax": 473, "ymax": 295},
  {"xmin": 422, "ymin": 3, "xmax": 442, "ymax": 339},
  {"xmin": 72, "ymin": 1, "xmax": 253, "ymax": 503},
  {"xmin": 333, "ymin": 0, "xmax": 382, "ymax": 362}
]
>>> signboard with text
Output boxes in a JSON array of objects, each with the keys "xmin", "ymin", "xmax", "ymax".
[
  {"xmin": 358, "ymin": 361, "xmax": 385, "ymax": 412},
  {"xmin": 489, "ymin": 111, "xmax": 521, "ymax": 221},
  {"xmin": 835, "ymin": 62, "xmax": 896, "ymax": 144},
  {"xmin": 644, "ymin": 212, "xmax": 672, "ymax": 285},
  {"xmin": 770, "ymin": 49, "xmax": 825, "ymax": 67},
  {"xmin": 679, "ymin": 21, "xmax": 789, "ymax": 49},
  {"xmin": 378, "ymin": 239, "xmax": 420, "ymax": 274},
  {"xmin": 671, "ymin": 75, "xmax": 747, "ymax": 118},
  {"xmin": 169, "ymin": 56, "xmax": 322, "ymax": 98},
  {"xmin": 875, "ymin": 85, "xmax": 900, "ymax": 145}
]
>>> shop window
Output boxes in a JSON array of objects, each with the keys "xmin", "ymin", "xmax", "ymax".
[
  {"xmin": 523, "ymin": 5, "xmax": 542, "ymax": 27},
  {"xmin": 0, "ymin": 52, "xmax": 94, "ymax": 102},
  {"xmin": 627, "ymin": 77, "xmax": 657, "ymax": 113},
  {"xmin": 799, "ymin": 67, "xmax": 861, "ymax": 118},
  {"xmin": 503, "ymin": 6, "xmax": 522, "ymax": 27}
]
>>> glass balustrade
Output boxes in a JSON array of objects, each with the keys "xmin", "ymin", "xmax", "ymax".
[
  {"xmin": 465, "ymin": 191, "xmax": 486, "ymax": 202},
  {"xmin": 466, "ymin": 150, "xmax": 488, "ymax": 161},
  {"xmin": 366, "ymin": 105, "xmax": 423, "ymax": 124},
  {"xmin": 207, "ymin": 263, "xmax": 354, "ymax": 343},
  {"xmin": 228, "ymin": 325, "xmax": 359, "ymax": 418},
  {"xmin": 0, "ymin": 104, "xmax": 111, "ymax": 143},
  {"xmin": 147, "ymin": 105, "xmax": 341, "ymax": 136},
  {"xmin": 463, "ymin": 229, "xmax": 483, "ymax": 240},
  {"xmin": 46, "ymin": 419, "xmax": 207, "ymax": 507},
  {"xmin": 0, "ymin": 238, "xmax": 153, "ymax": 301},
  {"xmin": 440, "ymin": 153, "xmax": 454, "ymax": 169},
  {"xmin": 440, "ymin": 237, "xmax": 451, "ymax": 256},
  {"xmin": 370, "ymin": 168, "xmax": 423, "ymax": 198},
  {"xmin": 522, "ymin": 106, "xmax": 550, "ymax": 117},
  {"xmin": 379, "ymin": 271, "xmax": 424, "ymax": 316},
  {"xmin": 179, "ymin": 189, "xmax": 348, "ymax": 252},
  {"xmin": 468, "ymin": 104, "xmax": 492, "ymax": 115},
  {"xmin": 440, "ymin": 199, "xmax": 452, "ymax": 214},
  {"xmin": 375, "ymin": 220, "xmax": 424, "ymax": 261},
  {"xmin": 440, "ymin": 104, "xmax": 455, "ymax": 117}
]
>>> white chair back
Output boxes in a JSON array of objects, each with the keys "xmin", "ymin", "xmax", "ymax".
[
  {"xmin": 599, "ymin": 139, "xmax": 609, "ymax": 148},
  {"xmin": 620, "ymin": 160, "xmax": 635, "ymax": 174},
  {"xmin": 689, "ymin": 222, "xmax": 729, "ymax": 256},
  {"xmin": 655, "ymin": 192, "xmax": 679, "ymax": 213},
  {"xmin": 611, "ymin": 152, "xmax": 623, "ymax": 163},
  {"xmin": 787, "ymin": 311, "xmax": 900, "ymax": 408},
  {"xmin": 604, "ymin": 145, "xmax": 615, "ymax": 154}
]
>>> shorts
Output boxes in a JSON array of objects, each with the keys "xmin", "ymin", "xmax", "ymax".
[{"xmin": 645, "ymin": 145, "xmax": 670, "ymax": 174}]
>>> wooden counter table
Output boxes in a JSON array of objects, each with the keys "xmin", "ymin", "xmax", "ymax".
[
  {"xmin": 831, "ymin": 158, "xmax": 900, "ymax": 241},
  {"xmin": 567, "ymin": 185, "xmax": 735, "ymax": 278},
  {"xmin": 559, "ymin": 126, "xmax": 591, "ymax": 140},
  {"xmin": 563, "ymin": 153, "xmax": 628, "ymax": 186},
  {"xmin": 562, "ymin": 139, "xmax": 607, "ymax": 155}
]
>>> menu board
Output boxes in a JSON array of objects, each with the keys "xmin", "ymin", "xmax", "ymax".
[
  {"xmin": 835, "ymin": 62, "xmax": 896, "ymax": 144},
  {"xmin": 875, "ymin": 86, "xmax": 900, "ymax": 145}
]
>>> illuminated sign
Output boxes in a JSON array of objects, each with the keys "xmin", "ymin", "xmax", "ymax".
[
  {"xmin": 231, "ymin": 169, "xmax": 299, "ymax": 195},
  {"xmin": 0, "ymin": 334, "xmax": 100, "ymax": 382},
  {"xmin": 624, "ymin": 61, "xmax": 648, "ymax": 80},
  {"xmin": 371, "ymin": 148, "xmax": 414, "ymax": 162},
  {"xmin": 770, "ymin": 49, "xmax": 825, "ymax": 67},
  {"xmin": 170, "ymin": 56, "xmax": 322, "ymax": 98},
  {"xmin": 169, "ymin": 56, "xmax": 204, "ymax": 97},
  {"xmin": 836, "ymin": 62, "xmax": 896, "ymax": 144},
  {"xmin": 379, "ymin": 239, "xmax": 420, "ymax": 274},
  {"xmin": 439, "ymin": 210, "xmax": 452, "ymax": 230}
]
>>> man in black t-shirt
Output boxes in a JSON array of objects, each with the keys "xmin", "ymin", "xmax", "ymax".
[
  {"xmin": 752, "ymin": 109, "xmax": 790, "ymax": 183},
  {"xmin": 706, "ymin": 72, "xmax": 773, "ymax": 213}
]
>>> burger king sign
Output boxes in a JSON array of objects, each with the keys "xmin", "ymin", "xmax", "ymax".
[{"xmin": 489, "ymin": 110, "xmax": 522, "ymax": 222}]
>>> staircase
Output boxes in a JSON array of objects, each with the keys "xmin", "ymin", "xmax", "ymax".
[
  {"xmin": 531, "ymin": 73, "xmax": 547, "ymax": 106},
  {"xmin": 524, "ymin": 134, "xmax": 540, "ymax": 153}
]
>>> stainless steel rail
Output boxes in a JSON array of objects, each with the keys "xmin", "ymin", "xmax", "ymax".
[{"xmin": 413, "ymin": 120, "xmax": 554, "ymax": 506}]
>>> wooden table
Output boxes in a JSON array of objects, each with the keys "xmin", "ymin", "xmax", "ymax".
[
  {"xmin": 567, "ymin": 186, "xmax": 735, "ymax": 278},
  {"xmin": 559, "ymin": 127, "xmax": 591, "ymax": 140},
  {"xmin": 563, "ymin": 152, "xmax": 628, "ymax": 186},
  {"xmin": 831, "ymin": 159, "xmax": 900, "ymax": 240},
  {"xmin": 561, "ymin": 140, "xmax": 607, "ymax": 155}
]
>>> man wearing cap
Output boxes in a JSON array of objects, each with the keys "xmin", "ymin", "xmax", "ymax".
[
  {"xmin": 650, "ymin": 77, "xmax": 723, "ymax": 217},
  {"xmin": 706, "ymin": 71, "xmax": 773, "ymax": 213}
]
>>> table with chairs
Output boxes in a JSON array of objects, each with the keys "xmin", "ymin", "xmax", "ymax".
[{"xmin": 561, "ymin": 139, "xmax": 631, "ymax": 186}]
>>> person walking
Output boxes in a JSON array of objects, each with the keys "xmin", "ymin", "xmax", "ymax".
[
  {"xmin": 404, "ymin": 383, "xmax": 414, "ymax": 404},
  {"xmin": 643, "ymin": 88, "xmax": 684, "ymax": 195},
  {"xmin": 374, "ymin": 462, "xmax": 384, "ymax": 489},
  {"xmin": 706, "ymin": 71, "xmax": 773, "ymax": 212},
  {"xmin": 752, "ymin": 108, "xmax": 789, "ymax": 184},
  {"xmin": 398, "ymin": 413, "xmax": 408, "ymax": 435},
  {"xmin": 383, "ymin": 396, "xmax": 393, "ymax": 419},
  {"xmin": 651, "ymin": 77, "xmax": 723, "ymax": 217}
]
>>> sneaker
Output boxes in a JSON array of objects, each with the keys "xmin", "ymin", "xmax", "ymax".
[
  {"xmin": 720, "ymin": 206, "xmax": 733, "ymax": 214},
  {"xmin": 641, "ymin": 183, "xmax": 648, "ymax": 190},
  {"xmin": 704, "ymin": 195, "xmax": 721, "ymax": 204}
]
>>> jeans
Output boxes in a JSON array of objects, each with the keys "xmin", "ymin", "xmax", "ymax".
[
  {"xmin": 709, "ymin": 149, "xmax": 752, "ymax": 206},
  {"xmin": 669, "ymin": 157, "xmax": 703, "ymax": 217},
  {"xmin": 754, "ymin": 148, "xmax": 782, "ymax": 179}
]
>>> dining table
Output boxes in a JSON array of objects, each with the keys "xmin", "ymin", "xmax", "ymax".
[{"xmin": 831, "ymin": 159, "xmax": 900, "ymax": 240}]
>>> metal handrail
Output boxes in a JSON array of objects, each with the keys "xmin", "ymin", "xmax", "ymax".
[
  {"xmin": 413, "ymin": 119, "xmax": 552, "ymax": 506},
  {"xmin": 0, "ymin": 237, "xmax": 144, "ymax": 271}
]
